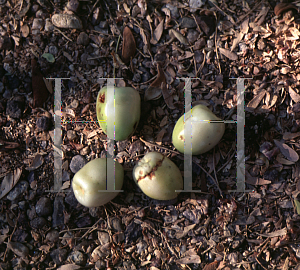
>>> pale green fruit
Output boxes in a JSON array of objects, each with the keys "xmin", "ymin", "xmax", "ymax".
[
  {"xmin": 133, "ymin": 152, "xmax": 183, "ymax": 200},
  {"xmin": 96, "ymin": 86, "xmax": 141, "ymax": 141},
  {"xmin": 172, "ymin": 104, "xmax": 225, "ymax": 155},
  {"xmin": 72, "ymin": 158, "xmax": 124, "ymax": 207}
]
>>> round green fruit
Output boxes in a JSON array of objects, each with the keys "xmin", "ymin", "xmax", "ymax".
[
  {"xmin": 72, "ymin": 158, "xmax": 124, "ymax": 207},
  {"xmin": 172, "ymin": 104, "xmax": 225, "ymax": 155},
  {"xmin": 96, "ymin": 86, "xmax": 141, "ymax": 141},
  {"xmin": 132, "ymin": 152, "xmax": 183, "ymax": 200}
]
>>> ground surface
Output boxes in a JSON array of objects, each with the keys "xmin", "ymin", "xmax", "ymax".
[{"xmin": 0, "ymin": 0, "xmax": 300, "ymax": 269}]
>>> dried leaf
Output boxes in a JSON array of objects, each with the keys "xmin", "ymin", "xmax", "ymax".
[
  {"xmin": 283, "ymin": 132, "xmax": 300, "ymax": 140},
  {"xmin": 240, "ymin": 18, "xmax": 249, "ymax": 34},
  {"xmin": 274, "ymin": 139, "xmax": 299, "ymax": 162},
  {"xmin": 258, "ymin": 228, "xmax": 287, "ymax": 237},
  {"xmin": 156, "ymin": 128, "xmax": 166, "ymax": 145},
  {"xmin": 246, "ymin": 90, "xmax": 266, "ymax": 109},
  {"xmin": 218, "ymin": 47, "xmax": 238, "ymax": 60},
  {"xmin": 162, "ymin": 82, "xmax": 175, "ymax": 109},
  {"xmin": 150, "ymin": 19, "xmax": 164, "ymax": 45},
  {"xmin": 276, "ymin": 155, "xmax": 296, "ymax": 165},
  {"xmin": 294, "ymin": 199, "xmax": 300, "ymax": 215},
  {"xmin": 43, "ymin": 78, "xmax": 53, "ymax": 94},
  {"xmin": 144, "ymin": 87, "xmax": 162, "ymax": 101},
  {"xmin": 203, "ymin": 261, "xmax": 219, "ymax": 270},
  {"xmin": 57, "ymin": 264, "xmax": 81, "ymax": 270},
  {"xmin": 25, "ymin": 154, "xmax": 44, "ymax": 171},
  {"xmin": 175, "ymin": 224, "xmax": 196, "ymax": 238},
  {"xmin": 176, "ymin": 255, "xmax": 201, "ymax": 264},
  {"xmin": 32, "ymin": 59, "xmax": 49, "ymax": 108},
  {"xmin": 170, "ymin": 29, "xmax": 189, "ymax": 45},
  {"xmin": 288, "ymin": 86, "xmax": 300, "ymax": 103},
  {"xmin": 231, "ymin": 32, "xmax": 244, "ymax": 51},
  {"xmin": 145, "ymin": 64, "xmax": 166, "ymax": 101},
  {"xmin": 122, "ymin": 26, "xmax": 136, "ymax": 64},
  {"xmin": 0, "ymin": 168, "xmax": 22, "ymax": 199},
  {"xmin": 7, "ymin": 241, "xmax": 29, "ymax": 257}
]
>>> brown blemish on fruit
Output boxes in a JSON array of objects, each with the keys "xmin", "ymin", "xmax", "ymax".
[
  {"xmin": 98, "ymin": 93, "xmax": 105, "ymax": 103},
  {"xmin": 179, "ymin": 135, "xmax": 184, "ymax": 141},
  {"xmin": 137, "ymin": 156, "xmax": 165, "ymax": 182}
]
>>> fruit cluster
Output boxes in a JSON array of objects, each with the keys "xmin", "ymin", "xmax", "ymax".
[{"xmin": 72, "ymin": 86, "xmax": 225, "ymax": 207}]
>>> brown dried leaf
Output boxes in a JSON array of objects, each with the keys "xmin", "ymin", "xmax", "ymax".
[
  {"xmin": 258, "ymin": 228, "xmax": 287, "ymax": 237},
  {"xmin": 57, "ymin": 264, "xmax": 81, "ymax": 270},
  {"xmin": 156, "ymin": 128, "xmax": 166, "ymax": 145},
  {"xmin": 240, "ymin": 18, "xmax": 249, "ymax": 34},
  {"xmin": 231, "ymin": 32, "xmax": 244, "ymax": 51},
  {"xmin": 203, "ymin": 261, "xmax": 219, "ymax": 270},
  {"xmin": 145, "ymin": 64, "xmax": 166, "ymax": 101},
  {"xmin": 176, "ymin": 255, "xmax": 201, "ymax": 264},
  {"xmin": 274, "ymin": 139, "xmax": 299, "ymax": 162},
  {"xmin": 283, "ymin": 132, "xmax": 300, "ymax": 140},
  {"xmin": 246, "ymin": 90, "xmax": 266, "ymax": 109},
  {"xmin": 0, "ymin": 168, "xmax": 22, "ymax": 199},
  {"xmin": 162, "ymin": 82, "xmax": 175, "ymax": 109},
  {"xmin": 150, "ymin": 19, "xmax": 164, "ymax": 45},
  {"xmin": 7, "ymin": 241, "xmax": 29, "ymax": 257},
  {"xmin": 32, "ymin": 59, "xmax": 49, "ymax": 108},
  {"xmin": 276, "ymin": 155, "xmax": 296, "ymax": 165},
  {"xmin": 43, "ymin": 78, "xmax": 53, "ymax": 94},
  {"xmin": 169, "ymin": 29, "xmax": 189, "ymax": 45},
  {"xmin": 218, "ymin": 47, "xmax": 238, "ymax": 61},
  {"xmin": 288, "ymin": 86, "xmax": 300, "ymax": 103},
  {"xmin": 122, "ymin": 26, "xmax": 136, "ymax": 64},
  {"xmin": 175, "ymin": 224, "xmax": 196, "ymax": 239},
  {"xmin": 25, "ymin": 154, "xmax": 44, "ymax": 171}
]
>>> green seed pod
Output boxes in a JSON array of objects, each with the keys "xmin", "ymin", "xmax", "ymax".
[
  {"xmin": 96, "ymin": 86, "xmax": 141, "ymax": 141},
  {"xmin": 172, "ymin": 104, "xmax": 225, "ymax": 155},
  {"xmin": 133, "ymin": 152, "xmax": 183, "ymax": 200},
  {"xmin": 72, "ymin": 158, "xmax": 124, "ymax": 207}
]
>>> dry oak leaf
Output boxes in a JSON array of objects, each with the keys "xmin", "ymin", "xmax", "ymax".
[
  {"xmin": 218, "ymin": 47, "xmax": 238, "ymax": 61},
  {"xmin": 122, "ymin": 26, "xmax": 136, "ymax": 64},
  {"xmin": 31, "ymin": 59, "xmax": 49, "ymax": 108},
  {"xmin": 150, "ymin": 19, "xmax": 164, "ymax": 45},
  {"xmin": 274, "ymin": 139, "xmax": 299, "ymax": 162}
]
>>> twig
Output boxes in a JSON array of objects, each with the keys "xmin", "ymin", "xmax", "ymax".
[
  {"xmin": 87, "ymin": 0, "xmax": 101, "ymax": 19},
  {"xmin": 3, "ymin": 212, "xmax": 20, "ymax": 262},
  {"xmin": 213, "ymin": 148, "xmax": 223, "ymax": 197},
  {"xmin": 214, "ymin": 23, "xmax": 222, "ymax": 74},
  {"xmin": 53, "ymin": 27, "xmax": 73, "ymax": 42}
]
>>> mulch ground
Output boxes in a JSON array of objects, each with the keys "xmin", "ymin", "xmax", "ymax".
[{"xmin": 0, "ymin": 0, "xmax": 300, "ymax": 269}]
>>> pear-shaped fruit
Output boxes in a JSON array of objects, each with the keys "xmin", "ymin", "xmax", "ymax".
[
  {"xmin": 172, "ymin": 104, "xmax": 225, "ymax": 155},
  {"xmin": 133, "ymin": 152, "xmax": 183, "ymax": 200},
  {"xmin": 72, "ymin": 158, "xmax": 124, "ymax": 207},
  {"xmin": 96, "ymin": 86, "xmax": 141, "ymax": 141}
]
